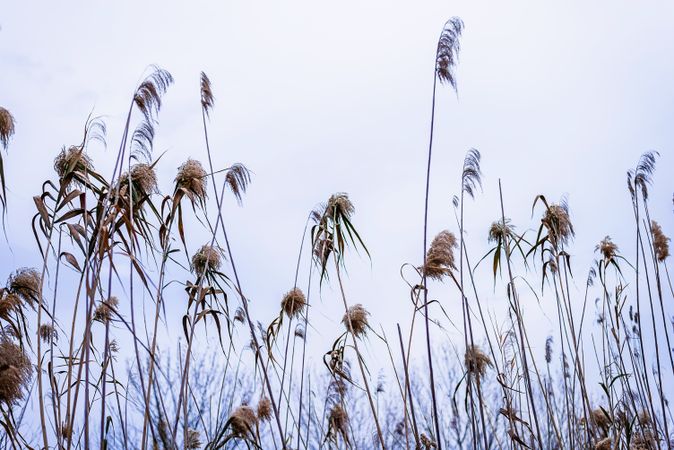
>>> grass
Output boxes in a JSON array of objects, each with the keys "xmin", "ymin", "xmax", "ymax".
[{"xmin": 0, "ymin": 17, "xmax": 672, "ymax": 450}]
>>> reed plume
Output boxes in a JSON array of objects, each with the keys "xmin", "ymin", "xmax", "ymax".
[
  {"xmin": 191, "ymin": 244, "xmax": 223, "ymax": 274},
  {"xmin": 651, "ymin": 220, "xmax": 669, "ymax": 261},
  {"xmin": 435, "ymin": 17, "xmax": 464, "ymax": 89},
  {"xmin": 464, "ymin": 345, "xmax": 492, "ymax": 379},
  {"xmin": 422, "ymin": 230, "xmax": 457, "ymax": 280},
  {"xmin": 186, "ymin": 429, "xmax": 202, "ymax": 449},
  {"xmin": 228, "ymin": 405, "xmax": 258, "ymax": 438},
  {"xmin": 0, "ymin": 107, "xmax": 15, "ymax": 150},
  {"xmin": 596, "ymin": 236, "xmax": 618, "ymax": 261},
  {"xmin": 0, "ymin": 337, "xmax": 32, "ymax": 404},
  {"xmin": 200, "ymin": 72, "xmax": 214, "ymax": 116},
  {"xmin": 94, "ymin": 297, "xmax": 119, "ymax": 323},
  {"xmin": 176, "ymin": 158, "xmax": 208, "ymax": 201},
  {"xmin": 38, "ymin": 324, "xmax": 57, "ymax": 343},
  {"xmin": 9, "ymin": 267, "xmax": 41, "ymax": 306},
  {"xmin": 342, "ymin": 303, "xmax": 369, "ymax": 337},
  {"xmin": 133, "ymin": 66, "xmax": 174, "ymax": 121},
  {"xmin": 256, "ymin": 397, "xmax": 272, "ymax": 421},
  {"xmin": 541, "ymin": 202, "xmax": 574, "ymax": 248},
  {"xmin": 225, "ymin": 163, "xmax": 251, "ymax": 204},
  {"xmin": 54, "ymin": 146, "xmax": 93, "ymax": 182},
  {"xmin": 281, "ymin": 287, "xmax": 306, "ymax": 318}
]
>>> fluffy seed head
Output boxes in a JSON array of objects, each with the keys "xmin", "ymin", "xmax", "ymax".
[
  {"xmin": 257, "ymin": 397, "xmax": 272, "ymax": 421},
  {"xmin": 0, "ymin": 107, "xmax": 16, "ymax": 150},
  {"xmin": 175, "ymin": 159, "xmax": 207, "ymax": 201},
  {"xmin": 186, "ymin": 429, "xmax": 201, "ymax": 449},
  {"xmin": 0, "ymin": 293, "xmax": 21, "ymax": 320},
  {"xmin": 542, "ymin": 203, "xmax": 574, "ymax": 248},
  {"xmin": 328, "ymin": 404, "xmax": 349, "ymax": 443},
  {"xmin": 0, "ymin": 338, "xmax": 32, "ymax": 404},
  {"xmin": 54, "ymin": 146, "xmax": 93, "ymax": 181},
  {"xmin": 423, "ymin": 230, "xmax": 457, "ymax": 281},
  {"xmin": 596, "ymin": 236, "xmax": 618, "ymax": 261},
  {"xmin": 464, "ymin": 345, "xmax": 493, "ymax": 379},
  {"xmin": 200, "ymin": 72, "xmax": 214, "ymax": 115},
  {"xmin": 652, "ymin": 221, "xmax": 670, "ymax": 262},
  {"xmin": 281, "ymin": 288, "xmax": 306, "ymax": 318},
  {"xmin": 591, "ymin": 408, "xmax": 612, "ymax": 429},
  {"xmin": 325, "ymin": 193, "xmax": 354, "ymax": 219},
  {"xmin": 191, "ymin": 244, "xmax": 223, "ymax": 274},
  {"xmin": 342, "ymin": 304, "xmax": 369, "ymax": 337},
  {"xmin": 128, "ymin": 163, "xmax": 158, "ymax": 195},
  {"xmin": 435, "ymin": 17, "xmax": 464, "ymax": 89},
  {"xmin": 225, "ymin": 163, "xmax": 251, "ymax": 204},
  {"xmin": 9, "ymin": 267, "xmax": 41, "ymax": 306},
  {"xmin": 39, "ymin": 324, "xmax": 57, "ymax": 344},
  {"xmin": 94, "ymin": 297, "xmax": 119, "ymax": 323},
  {"xmin": 229, "ymin": 405, "xmax": 258, "ymax": 437},
  {"xmin": 488, "ymin": 218, "xmax": 514, "ymax": 243}
]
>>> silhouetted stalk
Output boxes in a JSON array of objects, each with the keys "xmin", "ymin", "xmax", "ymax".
[
  {"xmin": 498, "ymin": 180, "xmax": 543, "ymax": 448},
  {"xmin": 278, "ymin": 214, "xmax": 310, "ymax": 439},
  {"xmin": 397, "ymin": 323, "xmax": 420, "ymax": 448},
  {"xmin": 333, "ymin": 251, "xmax": 386, "ymax": 449},
  {"xmin": 421, "ymin": 72, "xmax": 443, "ymax": 450}
]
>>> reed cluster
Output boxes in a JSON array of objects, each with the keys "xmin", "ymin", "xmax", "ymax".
[{"xmin": 0, "ymin": 19, "xmax": 671, "ymax": 450}]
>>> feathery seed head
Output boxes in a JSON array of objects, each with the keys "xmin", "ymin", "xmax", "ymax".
[
  {"xmin": 9, "ymin": 267, "xmax": 41, "ymax": 306},
  {"xmin": 39, "ymin": 324, "xmax": 57, "ymax": 344},
  {"xmin": 186, "ymin": 429, "xmax": 201, "ymax": 449},
  {"xmin": 257, "ymin": 397, "xmax": 272, "ymax": 421},
  {"xmin": 328, "ymin": 404, "xmax": 349, "ymax": 443},
  {"xmin": 54, "ymin": 146, "xmax": 93, "ymax": 181},
  {"xmin": 542, "ymin": 203, "xmax": 574, "ymax": 248},
  {"xmin": 128, "ymin": 163, "xmax": 158, "ymax": 195},
  {"xmin": 591, "ymin": 408, "xmax": 611, "ymax": 429},
  {"xmin": 0, "ymin": 338, "xmax": 32, "ymax": 404},
  {"xmin": 200, "ymin": 72, "xmax": 214, "ymax": 115},
  {"xmin": 191, "ymin": 244, "xmax": 223, "ymax": 274},
  {"xmin": 134, "ymin": 67, "xmax": 173, "ymax": 120},
  {"xmin": 0, "ymin": 107, "xmax": 16, "ymax": 150},
  {"xmin": 94, "ymin": 297, "xmax": 119, "ymax": 323},
  {"xmin": 596, "ymin": 236, "xmax": 619, "ymax": 261},
  {"xmin": 342, "ymin": 304, "xmax": 369, "ymax": 337},
  {"xmin": 0, "ymin": 293, "xmax": 21, "ymax": 320},
  {"xmin": 488, "ymin": 218, "xmax": 514, "ymax": 243},
  {"xmin": 225, "ymin": 163, "xmax": 251, "ymax": 204},
  {"xmin": 281, "ymin": 288, "xmax": 306, "ymax": 318},
  {"xmin": 229, "ymin": 405, "xmax": 258, "ymax": 437},
  {"xmin": 435, "ymin": 17, "xmax": 464, "ymax": 89},
  {"xmin": 325, "ymin": 193, "xmax": 354, "ymax": 219},
  {"xmin": 175, "ymin": 159, "xmax": 207, "ymax": 202},
  {"xmin": 464, "ymin": 345, "xmax": 492, "ymax": 379},
  {"xmin": 651, "ymin": 221, "xmax": 670, "ymax": 262},
  {"xmin": 423, "ymin": 230, "xmax": 457, "ymax": 281}
]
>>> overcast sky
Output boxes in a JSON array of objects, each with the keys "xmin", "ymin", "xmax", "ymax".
[{"xmin": 1, "ymin": 1, "xmax": 673, "ymax": 388}]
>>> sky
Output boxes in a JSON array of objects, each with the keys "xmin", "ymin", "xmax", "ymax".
[{"xmin": 1, "ymin": 0, "xmax": 673, "ymax": 399}]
